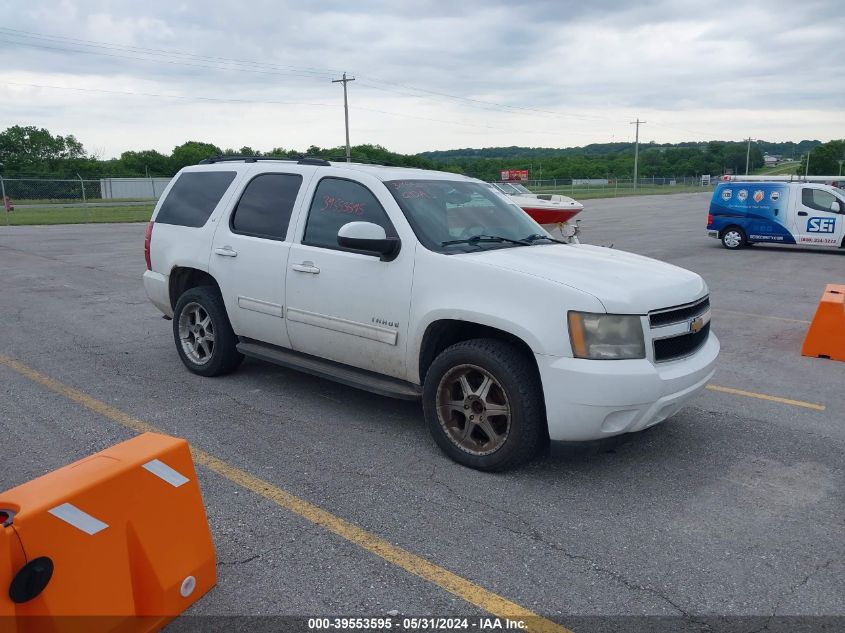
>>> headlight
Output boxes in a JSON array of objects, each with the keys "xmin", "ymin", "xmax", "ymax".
[{"xmin": 568, "ymin": 311, "xmax": 645, "ymax": 360}]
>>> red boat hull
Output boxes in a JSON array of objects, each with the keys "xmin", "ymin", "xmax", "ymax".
[{"xmin": 521, "ymin": 206, "xmax": 582, "ymax": 224}]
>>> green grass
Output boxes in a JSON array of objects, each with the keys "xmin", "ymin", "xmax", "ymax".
[
  {"xmin": 2, "ymin": 205, "xmax": 154, "ymax": 226},
  {"xmin": 751, "ymin": 161, "xmax": 800, "ymax": 176},
  {"xmin": 13, "ymin": 197, "xmax": 156, "ymax": 205},
  {"xmin": 533, "ymin": 184, "xmax": 710, "ymax": 200},
  {"xmin": 2, "ymin": 185, "xmax": 716, "ymax": 226}
]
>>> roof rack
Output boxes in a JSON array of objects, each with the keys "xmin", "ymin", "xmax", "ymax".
[
  {"xmin": 297, "ymin": 157, "xmax": 332, "ymax": 166},
  {"xmin": 325, "ymin": 156, "xmax": 394, "ymax": 167},
  {"xmin": 198, "ymin": 155, "xmax": 331, "ymax": 166}
]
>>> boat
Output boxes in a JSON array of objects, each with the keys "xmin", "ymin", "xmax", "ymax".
[{"xmin": 488, "ymin": 182, "xmax": 584, "ymax": 224}]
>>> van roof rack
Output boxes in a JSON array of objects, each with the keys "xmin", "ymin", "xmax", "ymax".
[{"xmin": 198, "ymin": 155, "xmax": 332, "ymax": 166}]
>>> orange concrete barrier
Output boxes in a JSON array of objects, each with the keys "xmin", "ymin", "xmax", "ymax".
[
  {"xmin": 0, "ymin": 433, "xmax": 216, "ymax": 632},
  {"xmin": 801, "ymin": 284, "xmax": 845, "ymax": 362}
]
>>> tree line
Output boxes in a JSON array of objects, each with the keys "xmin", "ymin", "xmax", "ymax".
[{"xmin": 0, "ymin": 125, "xmax": 840, "ymax": 181}]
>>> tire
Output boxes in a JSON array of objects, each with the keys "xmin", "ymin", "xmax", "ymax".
[
  {"xmin": 721, "ymin": 226, "xmax": 747, "ymax": 250},
  {"xmin": 172, "ymin": 285, "xmax": 243, "ymax": 377},
  {"xmin": 422, "ymin": 339, "xmax": 546, "ymax": 471}
]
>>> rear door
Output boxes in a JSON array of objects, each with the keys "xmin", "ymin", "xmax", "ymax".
[
  {"xmin": 792, "ymin": 186, "xmax": 845, "ymax": 248},
  {"xmin": 210, "ymin": 166, "xmax": 317, "ymax": 348}
]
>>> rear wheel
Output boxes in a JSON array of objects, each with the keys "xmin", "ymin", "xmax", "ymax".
[
  {"xmin": 173, "ymin": 286, "xmax": 243, "ymax": 377},
  {"xmin": 721, "ymin": 226, "xmax": 747, "ymax": 249},
  {"xmin": 423, "ymin": 339, "xmax": 546, "ymax": 471}
]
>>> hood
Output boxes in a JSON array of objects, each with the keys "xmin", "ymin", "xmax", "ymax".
[{"xmin": 461, "ymin": 244, "xmax": 707, "ymax": 313}]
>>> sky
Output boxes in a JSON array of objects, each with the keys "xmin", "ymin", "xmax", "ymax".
[{"xmin": 1, "ymin": 0, "xmax": 843, "ymax": 158}]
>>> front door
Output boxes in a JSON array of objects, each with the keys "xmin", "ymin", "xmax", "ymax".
[
  {"xmin": 285, "ymin": 176, "xmax": 415, "ymax": 380},
  {"xmin": 793, "ymin": 186, "xmax": 845, "ymax": 248},
  {"xmin": 210, "ymin": 168, "xmax": 315, "ymax": 348}
]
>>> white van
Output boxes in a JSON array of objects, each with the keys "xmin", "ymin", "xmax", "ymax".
[{"xmin": 707, "ymin": 181, "xmax": 845, "ymax": 249}]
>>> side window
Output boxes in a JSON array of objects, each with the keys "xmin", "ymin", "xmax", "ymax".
[
  {"xmin": 231, "ymin": 173, "xmax": 303, "ymax": 240},
  {"xmin": 802, "ymin": 188, "xmax": 837, "ymax": 213},
  {"xmin": 156, "ymin": 171, "xmax": 236, "ymax": 227},
  {"xmin": 303, "ymin": 178, "xmax": 396, "ymax": 249}
]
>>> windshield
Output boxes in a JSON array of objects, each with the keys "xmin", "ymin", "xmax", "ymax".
[
  {"xmin": 511, "ymin": 183, "xmax": 533, "ymax": 194},
  {"xmin": 386, "ymin": 180, "xmax": 550, "ymax": 254},
  {"xmin": 492, "ymin": 182, "xmax": 520, "ymax": 194}
]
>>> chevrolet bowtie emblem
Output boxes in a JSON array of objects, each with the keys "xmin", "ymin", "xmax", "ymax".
[{"xmin": 690, "ymin": 316, "xmax": 704, "ymax": 334}]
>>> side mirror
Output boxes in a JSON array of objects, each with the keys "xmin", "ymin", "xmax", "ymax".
[
  {"xmin": 831, "ymin": 200, "xmax": 841, "ymax": 213},
  {"xmin": 337, "ymin": 222, "xmax": 401, "ymax": 261}
]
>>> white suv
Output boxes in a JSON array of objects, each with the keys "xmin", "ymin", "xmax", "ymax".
[{"xmin": 143, "ymin": 157, "xmax": 719, "ymax": 470}]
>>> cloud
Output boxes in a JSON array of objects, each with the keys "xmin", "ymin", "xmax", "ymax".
[{"xmin": 0, "ymin": 0, "xmax": 841, "ymax": 157}]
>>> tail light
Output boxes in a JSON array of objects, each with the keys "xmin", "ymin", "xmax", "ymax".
[
  {"xmin": 144, "ymin": 222, "xmax": 154, "ymax": 270},
  {"xmin": 707, "ymin": 213, "xmax": 713, "ymax": 227}
]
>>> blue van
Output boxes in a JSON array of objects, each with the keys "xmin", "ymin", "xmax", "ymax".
[{"xmin": 707, "ymin": 182, "xmax": 845, "ymax": 249}]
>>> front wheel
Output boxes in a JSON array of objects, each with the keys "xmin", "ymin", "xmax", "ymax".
[
  {"xmin": 423, "ymin": 339, "xmax": 546, "ymax": 471},
  {"xmin": 721, "ymin": 226, "xmax": 747, "ymax": 250},
  {"xmin": 173, "ymin": 286, "xmax": 243, "ymax": 377}
]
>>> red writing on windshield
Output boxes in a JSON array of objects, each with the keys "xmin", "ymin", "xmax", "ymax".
[
  {"xmin": 391, "ymin": 181, "xmax": 431, "ymax": 199},
  {"xmin": 402, "ymin": 189, "xmax": 429, "ymax": 199},
  {"xmin": 321, "ymin": 195, "xmax": 365, "ymax": 215}
]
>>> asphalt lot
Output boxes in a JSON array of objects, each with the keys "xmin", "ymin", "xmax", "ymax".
[{"xmin": 0, "ymin": 192, "xmax": 843, "ymax": 630}]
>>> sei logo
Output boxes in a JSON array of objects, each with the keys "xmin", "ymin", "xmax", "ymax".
[{"xmin": 807, "ymin": 217, "xmax": 836, "ymax": 233}]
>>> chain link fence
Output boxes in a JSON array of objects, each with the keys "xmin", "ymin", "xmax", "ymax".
[
  {"xmin": 0, "ymin": 176, "xmax": 171, "ymax": 226},
  {"xmin": 1, "ymin": 174, "xmax": 714, "ymax": 226},
  {"xmin": 524, "ymin": 176, "xmax": 714, "ymax": 198}
]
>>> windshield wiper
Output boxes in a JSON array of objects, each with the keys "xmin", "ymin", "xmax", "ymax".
[
  {"xmin": 522, "ymin": 233, "xmax": 569, "ymax": 245},
  {"xmin": 441, "ymin": 234, "xmax": 531, "ymax": 247}
]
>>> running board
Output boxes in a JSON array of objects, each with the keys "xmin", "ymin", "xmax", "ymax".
[{"xmin": 236, "ymin": 340, "xmax": 422, "ymax": 400}]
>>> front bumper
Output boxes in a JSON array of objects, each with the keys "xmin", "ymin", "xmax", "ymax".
[{"xmin": 536, "ymin": 333, "xmax": 719, "ymax": 441}]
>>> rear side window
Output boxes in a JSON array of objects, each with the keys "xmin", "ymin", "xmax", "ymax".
[
  {"xmin": 802, "ymin": 188, "xmax": 838, "ymax": 213},
  {"xmin": 231, "ymin": 173, "xmax": 303, "ymax": 240},
  {"xmin": 156, "ymin": 171, "xmax": 236, "ymax": 227},
  {"xmin": 303, "ymin": 178, "xmax": 396, "ymax": 249}
]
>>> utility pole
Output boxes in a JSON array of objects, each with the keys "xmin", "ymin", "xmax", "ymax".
[
  {"xmin": 838, "ymin": 159, "xmax": 843, "ymax": 177},
  {"xmin": 805, "ymin": 151, "xmax": 810, "ymax": 178},
  {"xmin": 745, "ymin": 138, "xmax": 752, "ymax": 175},
  {"xmin": 332, "ymin": 72, "xmax": 355, "ymax": 163},
  {"xmin": 630, "ymin": 118, "xmax": 646, "ymax": 190}
]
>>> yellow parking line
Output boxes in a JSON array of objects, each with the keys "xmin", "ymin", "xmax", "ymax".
[
  {"xmin": 706, "ymin": 384, "xmax": 825, "ymax": 411},
  {"xmin": 0, "ymin": 354, "xmax": 570, "ymax": 633},
  {"xmin": 712, "ymin": 309, "xmax": 811, "ymax": 324}
]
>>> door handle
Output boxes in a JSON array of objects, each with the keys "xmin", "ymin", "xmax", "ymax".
[
  {"xmin": 214, "ymin": 246, "xmax": 238, "ymax": 257},
  {"xmin": 797, "ymin": 211, "xmax": 808, "ymax": 216},
  {"xmin": 291, "ymin": 261, "xmax": 320, "ymax": 274}
]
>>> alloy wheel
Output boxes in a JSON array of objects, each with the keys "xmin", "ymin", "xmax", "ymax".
[
  {"xmin": 435, "ymin": 364, "xmax": 511, "ymax": 455},
  {"xmin": 178, "ymin": 302, "xmax": 215, "ymax": 365}
]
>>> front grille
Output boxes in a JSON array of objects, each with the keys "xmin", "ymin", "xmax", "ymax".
[
  {"xmin": 649, "ymin": 296, "xmax": 710, "ymax": 328},
  {"xmin": 654, "ymin": 322, "xmax": 710, "ymax": 362}
]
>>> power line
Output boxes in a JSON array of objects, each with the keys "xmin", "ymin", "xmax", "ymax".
[
  {"xmin": 1, "ymin": 34, "xmax": 338, "ymax": 82},
  {"xmin": 0, "ymin": 26, "xmax": 617, "ymax": 126},
  {"xmin": 2, "ymin": 81, "xmax": 599, "ymax": 138},
  {"xmin": 2, "ymin": 81, "xmax": 338, "ymax": 107},
  {"xmin": 0, "ymin": 27, "xmax": 339, "ymax": 79},
  {"xmin": 5, "ymin": 26, "xmax": 773, "ymax": 147}
]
